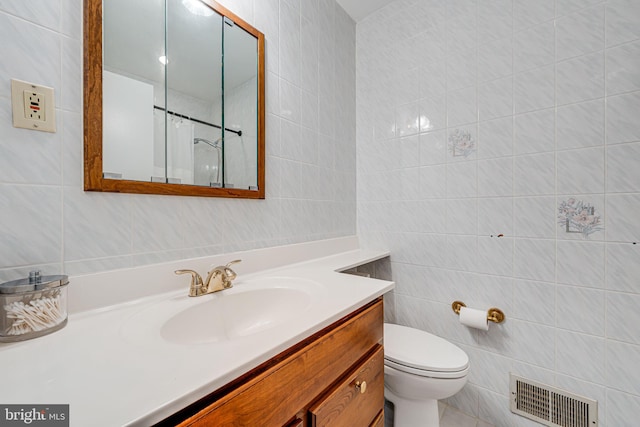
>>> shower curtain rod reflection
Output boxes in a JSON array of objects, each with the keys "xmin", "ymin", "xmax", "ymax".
[{"xmin": 153, "ymin": 105, "xmax": 242, "ymax": 136}]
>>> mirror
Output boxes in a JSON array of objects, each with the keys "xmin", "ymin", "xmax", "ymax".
[{"xmin": 84, "ymin": 0, "xmax": 265, "ymax": 198}]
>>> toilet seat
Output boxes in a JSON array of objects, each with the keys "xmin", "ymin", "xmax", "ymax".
[{"xmin": 384, "ymin": 323, "xmax": 469, "ymax": 379}]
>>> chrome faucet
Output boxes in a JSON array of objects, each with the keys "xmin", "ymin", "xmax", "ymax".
[{"xmin": 175, "ymin": 260, "xmax": 241, "ymax": 297}]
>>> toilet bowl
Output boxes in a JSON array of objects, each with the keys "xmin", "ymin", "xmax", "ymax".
[{"xmin": 384, "ymin": 323, "xmax": 469, "ymax": 427}]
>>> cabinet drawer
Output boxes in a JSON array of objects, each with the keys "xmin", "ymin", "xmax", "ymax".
[{"xmin": 309, "ymin": 345, "xmax": 384, "ymax": 427}]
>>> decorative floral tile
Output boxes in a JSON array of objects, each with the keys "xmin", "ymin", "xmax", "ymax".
[
  {"xmin": 448, "ymin": 129, "xmax": 475, "ymax": 158},
  {"xmin": 558, "ymin": 198, "xmax": 603, "ymax": 239}
]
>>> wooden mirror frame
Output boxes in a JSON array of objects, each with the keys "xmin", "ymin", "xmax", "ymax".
[{"xmin": 83, "ymin": 0, "xmax": 265, "ymax": 198}]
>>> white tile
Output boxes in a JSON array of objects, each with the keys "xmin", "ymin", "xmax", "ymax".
[
  {"xmin": 419, "ymin": 61, "xmax": 447, "ymax": 98},
  {"xmin": 606, "ymin": 91, "xmax": 640, "ymax": 144},
  {"xmin": 447, "ymin": 161, "xmax": 478, "ymax": 198},
  {"xmin": 62, "ymin": 111, "xmax": 82, "ymax": 186},
  {"xmin": 479, "ymin": 389, "xmax": 518, "ymax": 427},
  {"xmin": 447, "ymin": 12, "xmax": 477, "ymax": 53},
  {"xmin": 478, "ymin": 0, "xmax": 513, "ymax": 44},
  {"xmin": 467, "ymin": 348, "xmax": 512, "ymax": 395},
  {"xmin": 513, "ymin": 0, "xmax": 555, "ymax": 30},
  {"xmin": 300, "ymin": 89, "xmax": 318, "ymax": 131},
  {"xmin": 131, "ymin": 196, "xmax": 188, "ymax": 253},
  {"xmin": 420, "ymin": 93, "xmax": 447, "ymax": 132},
  {"xmin": 607, "ymin": 292, "xmax": 640, "ymax": 345},
  {"xmin": 606, "ymin": 340, "xmax": 640, "ymax": 395},
  {"xmin": 514, "ymin": 196, "xmax": 556, "ymax": 238},
  {"xmin": 279, "ymin": 0, "xmax": 301, "ymax": 86},
  {"xmin": 445, "ymin": 235, "xmax": 478, "ymax": 271},
  {"xmin": 606, "ymin": 0, "xmax": 640, "ymax": 47},
  {"xmin": 606, "ymin": 242, "xmax": 640, "ymax": 293},
  {"xmin": 279, "ymin": 78, "xmax": 301, "ymax": 123},
  {"xmin": 266, "ymin": 71, "xmax": 280, "ymax": 116},
  {"xmin": 513, "ymin": 279, "xmax": 555, "ymax": 326},
  {"xmin": 478, "ymin": 158, "xmax": 512, "ymax": 197},
  {"xmin": 0, "ymin": 184, "xmax": 62, "ymax": 267},
  {"xmin": 556, "ymin": 285, "xmax": 605, "ymax": 335},
  {"xmin": 556, "ymin": 99, "xmax": 605, "ymax": 150},
  {"xmin": 514, "ymin": 109, "xmax": 555, "ymax": 155},
  {"xmin": 514, "ymin": 21, "xmax": 555, "ymax": 73},
  {"xmin": 514, "ymin": 153, "xmax": 555, "ymax": 196},
  {"xmin": 605, "ymin": 193, "xmax": 640, "ymax": 242},
  {"xmin": 419, "ymin": 130, "xmax": 447, "ymax": 166},
  {"xmin": 0, "ymin": 13, "xmax": 62, "ymax": 102},
  {"xmin": 396, "ymin": 102, "xmax": 420, "ymax": 137},
  {"xmin": 398, "ymin": 135, "xmax": 419, "ymax": 169},
  {"xmin": 510, "ymin": 320, "xmax": 556, "ymax": 368},
  {"xmin": 419, "ymin": 165, "xmax": 447, "ymax": 199},
  {"xmin": 478, "ymin": 197, "xmax": 513, "ymax": 236},
  {"xmin": 448, "ymin": 86, "xmax": 477, "ymax": 127},
  {"xmin": 280, "ymin": 119, "xmax": 302, "ymax": 161},
  {"xmin": 416, "ymin": 200, "xmax": 447, "ymax": 234},
  {"xmin": 478, "ymin": 116, "xmax": 513, "ymax": 159},
  {"xmin": 557, "ymin": 240, "xmax": 605, "ymax": 288},
  {"xmin": 0, "ymin": 0, "xmax": 60, "ymax": 31},
  {"xmin": 606, "ymin": 40, "xmax": 640, "ymax": 96},
  {"xmin": 374, "ymin": 105, "xmax": 397, "ymax": 140},
  {"xmin": 607, "ymin": 142, "xmax": 640, "ymax": 193},
  {"xmin": 300, "ymin": 17, "xmax": 319, "ymax": 94},
  {"xmin": 0, "ymin": 99, "xmax": 62, "ymax": 185},
  {"xmin": 446, "ymin": 198, "xmax": 477, "ymax": 235},
  {"xmin": 445, "ymin": 383, "xmax": 480, "ymax": 418},
  {"xmin": 447, "ymin": 48, "xmax": 477, "ymax": 91},
  {"xmin": 557, "ymin": 0, "xmax": 605, "ymax": 16},
  {"xmin": 556, "ymin": 52, "xmax": 605, "ymax": 106},
  {"xmin": 478, "ymin": 76, "xmax": 513, "ymax": 121},
  {"xmin": 514, "ymin": 238, "xmax": 556, "ymax": 282},
  {"xmin": 63, "ymin": 188, "xmax": 133, "ymax": 261},
  {"xmin": 607, "ymin": 390, "xmax": 640, "ymax": 427},
  {"xmin": 514, "ymin": 65, "xmax": 555, "ymax": 114},
  {"xmin": 556, "ymin": 329, "xmax": 606, "ymax": 383},
  {"xmin": 477, "ymin": 236, "xmax": 513, "ymax": 276},
  {"xmin": 61, "ymin": 36, "xmax": 81, "ymax": 112},
  {"xmin": 478, "ymin": 38, "xmax": 513, "ymax": 83},
  {"xmin": 556, "ymin": 5, "xmax": 605, "ymax": 61},
  {"xmin": 557, "ymin": 147, "xmax": 605, "ymax": 194}
]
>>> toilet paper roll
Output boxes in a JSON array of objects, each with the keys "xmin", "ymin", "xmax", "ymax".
[{"xmin": 459, "ymin": 306, "xmax": 489, "ymax": 330}]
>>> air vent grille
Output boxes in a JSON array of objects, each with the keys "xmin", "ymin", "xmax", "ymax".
[{"xmin": 510, "ymin": 374, "xmax": 598, "ymax": 427}]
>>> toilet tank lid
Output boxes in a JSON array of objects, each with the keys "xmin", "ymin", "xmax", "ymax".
[{"xmin": 384, "ymin": 323, "xmax": 469, "ymax": 372}]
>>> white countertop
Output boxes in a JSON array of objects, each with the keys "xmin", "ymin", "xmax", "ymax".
[{"xmin": 0, "ymin": 240, "xmax": 393, "ymax": 426}]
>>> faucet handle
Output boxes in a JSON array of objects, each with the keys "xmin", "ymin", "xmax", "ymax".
[
  {"xmin": 223, "ymin": 259, "xmax": 241, "ymax": 282},
  {"xmin": 175, "ymin": 269, "xmax": 204, "ymax": 296}
]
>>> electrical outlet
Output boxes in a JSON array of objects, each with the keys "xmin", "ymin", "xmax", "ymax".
[
  {"xmin": 11, "ymin": 79, "xmax": 56, "ymax": 133},
  {"xmin": 23, "ymin": 91, "xmax": 46, "ymax": 121}
]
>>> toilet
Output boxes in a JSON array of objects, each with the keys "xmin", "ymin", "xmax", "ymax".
[{"xmin": 384, "ymin": 323, "xmax": 469, "ymax": 427}]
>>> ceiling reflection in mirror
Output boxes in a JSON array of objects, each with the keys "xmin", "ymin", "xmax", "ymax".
[{"xmin": 84, "ymin": 0, "xmax": 265, "ymax": 198}]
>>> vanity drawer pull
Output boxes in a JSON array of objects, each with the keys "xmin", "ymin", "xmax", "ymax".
[{"xmin": 309, "ymin": 345, "xmax": 383, "ymax": 426}]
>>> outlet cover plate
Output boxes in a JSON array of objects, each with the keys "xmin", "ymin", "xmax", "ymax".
[{"xmin": 11, "ymin": 79, "xmax": 56, "ymax": 133}]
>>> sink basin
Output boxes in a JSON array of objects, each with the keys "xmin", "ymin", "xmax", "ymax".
[
  {"xmin": 120, "ymin": 276, "xmax": 324, "ymax": 346},
  {"xmin": 161, "ymin": 286, "xmax": 311, "ymax": 344}
]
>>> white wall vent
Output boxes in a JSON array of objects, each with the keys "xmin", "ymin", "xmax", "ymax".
[{"xmin": 510, "ymin": 374, "xmax": 598, "ymax": 427}]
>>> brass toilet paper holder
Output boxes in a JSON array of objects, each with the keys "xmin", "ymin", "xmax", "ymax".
[{"xmin": 451, "ymin": 300, "xmax": 505, "ymax": 324}]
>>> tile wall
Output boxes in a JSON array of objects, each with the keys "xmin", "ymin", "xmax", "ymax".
[
  {"xmin": 356, "ymin": 0, "xmax": 640, "ymax": 425},
  {"xmin": 0, "ymin": 0, "xmax": 357, "ymax": 281}
]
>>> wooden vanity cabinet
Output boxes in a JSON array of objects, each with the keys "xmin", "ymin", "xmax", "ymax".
[{"xmin": 163, "ymin": 298, "xmax": 384, "ymax": 427}]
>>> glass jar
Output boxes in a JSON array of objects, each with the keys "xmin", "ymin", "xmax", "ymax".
[{"xmin": 0, "ymin": 271, "xmax": 69, "ymax": 342}]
